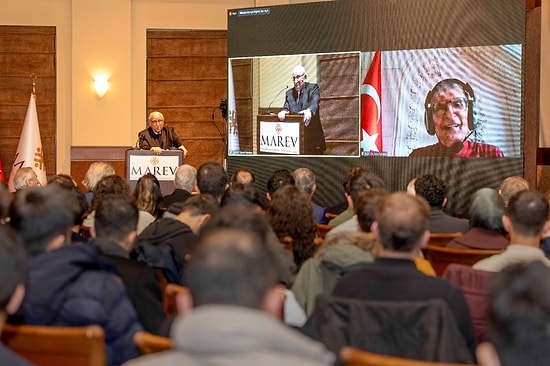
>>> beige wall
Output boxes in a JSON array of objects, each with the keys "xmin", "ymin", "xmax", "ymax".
[{"xmin": 0, "ymin": 0, "xmax": 545, "ymax": 173}]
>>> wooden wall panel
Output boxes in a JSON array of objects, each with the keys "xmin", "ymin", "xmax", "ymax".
[
  {"xmin": 0, "ymin": 26, "xmax": 56, "ymax": 182},
  {"xmin": 147, "ymin": 30, "xmax": 228, "ymax": 168}
]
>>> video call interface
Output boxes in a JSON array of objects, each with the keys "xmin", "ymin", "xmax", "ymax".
[{"xmin": 226, "ymin": 0, "xmax": 525, "ymax": 215}]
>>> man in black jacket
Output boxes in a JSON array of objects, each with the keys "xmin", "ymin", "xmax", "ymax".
[{"xmin": 91, "ymin": 194, "xmax": 167, "ymax": 336}]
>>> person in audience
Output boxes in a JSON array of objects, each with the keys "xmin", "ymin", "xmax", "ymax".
[
  {"xmin": 267, "ymin": 184, "xmax": 318, "ymax": 270},
  {"xmin": 201, "ymin": 203, "xmax": 296, "ymax": 288},
  {"xmin": 160, "ymin": 164, "xmax": 195, "ymax": 210},
  {"xmin": 266, "ymin": 168, "xmax": 295, "ymax": 202},
  {"xmin": 13, "ymin": 167, "xmax": 40, "ymax": 191},
  {"xmin": 230, "ymin": 167, "xmax": 256, "ymax": 186},
  {"xmin": 196, "ymin": 162, "xmax": 229, "ymax": 203},
  {"xmin": 293, "ymin": 167, "xmax": 328, "ymax": 224},
  {"xmin": 473, "ymin": 190, "xmax": 550, "ymax": 271},
  {"xmin": 326, "ymin": 169, "xmax": 386, "ymax": 240},
  {"xmin": 201, "ymin": 203, "xmax": 302, "ymax": 325},
  {"xmin": 414, "ymin": 174, "xmax": 468, "ymax": 233},
  {"xmin": 292, "ymin": 231, "xmax": 379, "ymax": 317},
  {"xmin": 136, "ymin": 194, "xmax": 218, "ymax": 284},
  {"xmin": 221, "ymin": 182, "xmax": 267, "ymax": 211},
  {"xmin": 132, "ymin": 173, "xmax": 162, "ymax": 233},
  {"xmin": 91, "ymin": 194, "xmax": 167, "ymax": 336},
  {"xmin": 0, "ymin": 226, "xmax": 34, "ymax": 366},
  {"xmin": 476, "ymin": 261, "xmax": 550, "ymax": 366},
  {"xmin": 498, "ymin": 175, "xmax": 529, "ymax": 206},
  {"xmin": 332, "ymin": 192, "xmax": 476, "ymax": 357},
  {"xmin": 327, "ymin": 166, "xmax": 364, "ymax": 225},
  {"xmin": 160, "ymin": 164, "xmax": 196, "ymax": 211},
  {"xmin": 81, "ymin": 161, "xmax": 115, "ymax": 207},
  {"xmin": 84, "ymin": 175, "xmax": 145, "ymax": 231},
  {"xmin": 48, "ymin": 176, "xmax": 89, "ymax": 242},
  {"xmin": 406, "ymin": 177, "xmax": 417, "ymax": 195},
  {"xmin": 447, "ymin": 188, "xmax": 509, "ymax": 250},
  {"xmin": 138, "ymin": 111, "xmax": 188, "ymax": 157},
  {"xmin": 356, "ymin": 188, "xmax": 435, "ymax": 276},
  {"xmin": 48, "ymin": 173, "xmax": 77, "ymax": 189},
  {"xmin": 9, "ymin": 184, "xmax": 142, "ymax": 366},
  {"xmin": 124, "ymin": 227, "xmax": 335, "ymax": 366}
]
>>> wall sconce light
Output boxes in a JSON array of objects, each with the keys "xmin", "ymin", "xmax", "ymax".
[{"xmin": 94, "ymin": 76, "xmax": 109, "ymax": 98}]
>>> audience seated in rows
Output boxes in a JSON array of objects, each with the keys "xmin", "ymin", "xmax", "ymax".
[
  {"xmin": 90, "ymin": 194, "xmax": 167, "ymax": 336},
  {"xmin": 196, "ymin": 162, "xmax": 229, "ymax": 203},
  {"xmin": 9, "ymin": 184, "xmax": 142, "ymax": 366},
  {"xmin": 267, "ymin": 184, "xmax": 318, "ymax": 270},
  {"xmin": 135, "ymin": 194, "xmax": 218, "ymax": 285},
  {"xmin": 81, "ymin": 161, "xmax": 115, "ymax": 207},
  {"xmin": 292, "ymin": 231, "xmax": 379, "ymax": 317},
  {"xmin": 160, "ymin": 164, "xmax": 196, "ymax": 211},
  {"xmin": 0, "ymin": 225, "xmax": 34, "ymax": 366},
  {"xmin": 477, "ymin": 261, "xmax": 550, "ymax": 366},
  {"xmin": 326, "ymin": 168, "xmax": 386, "ymax": 240},
  {"xmin": 414, "ymin": 174, "xmax": 469, "ymax": 234},
  {"xmin": 330, "ymin": 192, "xmax": 477, "ymax": 359},
  {"xmin": 293, "ymin": 167, "xmax": 329, "ymax": 224},
  {"xmin": 473, "ymin": 190, "xmax": 550, "ymax": 271},
  {"xmin": 123, "ymin": 227, "xmax": 335, "ymax": 366},
  {"xmin": 447, "ymin": 188, "xmax": 509, "ymax": 250}
]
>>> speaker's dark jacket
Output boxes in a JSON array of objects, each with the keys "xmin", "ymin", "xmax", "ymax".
[{"xmin": 138, "ymin": 126, "xmax": 183, "ymax": 150}]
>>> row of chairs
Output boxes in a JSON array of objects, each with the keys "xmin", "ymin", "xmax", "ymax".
[{"xmin": 1, "ymin": 323, "xmax": 478, "ymax": 366}]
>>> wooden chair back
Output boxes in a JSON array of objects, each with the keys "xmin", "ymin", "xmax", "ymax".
[
  {"xmin": 1, "ymin": 324, "xmax": 106, "ymax": 366},
  {"xmin": 163, "ymin": 283, "xmax": 189, "ymax": 316},
  {"xmin": 428, "ymin": 233, "xmax": 462, "ymax": 247},
  {"xmin": 134, "ymin": 331, "xmax": 172, "ymax": 355},
  {"xmin": 340, "ymin": 347, "xmax": 478, "ymax": 366},
  {"xmin": 316, "ymin": 223, "xmax": 334, "ymax": 239},
  {"xmin": 423, "ymin": 244, "xmax": 502, "ymax": 276}
]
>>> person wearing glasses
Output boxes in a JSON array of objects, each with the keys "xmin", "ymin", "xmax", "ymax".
[
  {"xmin": 138, "ymin": 111, "xmax": 188, "ymax": 157},
  {"xmin": 409, "ymin": 78, "xmax": 504, "ymax": 157},
  {"xmin": 277, "ymin": 65, "xmax": 326, "ymax": 155}
]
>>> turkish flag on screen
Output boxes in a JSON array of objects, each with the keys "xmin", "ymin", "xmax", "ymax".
[{"xmin": 360, "ymin": 51, "xmax": 383, "ymax": 153}]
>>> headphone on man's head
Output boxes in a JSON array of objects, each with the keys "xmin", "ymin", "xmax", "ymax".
[{"xmin": 423, "ymin": 78, "xmax": 476, "ymax": 135}]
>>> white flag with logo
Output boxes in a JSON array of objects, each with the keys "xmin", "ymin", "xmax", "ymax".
[
  {"xmin": 8, "ymin": 93, "xmax": 47, "ymax": 191},
  {"xmin": 227, "ymin": 63, "xmax": 240, "ymax": 153}
]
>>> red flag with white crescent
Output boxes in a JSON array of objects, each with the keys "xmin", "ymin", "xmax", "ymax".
[{"xmin": 360, "ymin": 51, "xmax": 383, "ymax": 153}]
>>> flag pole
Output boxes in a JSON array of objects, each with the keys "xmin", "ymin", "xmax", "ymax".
[{"xmin": 30, "ymin": 73, "xmax": 37, "ymax": 96}]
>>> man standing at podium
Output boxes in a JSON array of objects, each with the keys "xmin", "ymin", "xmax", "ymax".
[
  {"xmin": 138, "ymin": 111, "xmax": 189, "ymax": 157},
  {"xmin": 277, "ymin": 66, "xmax": 326, "ymax": 155}
]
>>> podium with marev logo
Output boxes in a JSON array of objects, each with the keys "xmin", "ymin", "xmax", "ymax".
[
  {"xmin": 256, "ymin": 114, "xmax": 305, "ymax": 155},
  {"xmin": 126, "ymin": 149, "xmax": 183, "ymax": 195}
]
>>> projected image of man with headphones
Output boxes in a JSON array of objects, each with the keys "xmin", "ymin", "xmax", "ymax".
[{"xmin": 409, "ymin": 78, "xmax": 504, "ymax": 157}]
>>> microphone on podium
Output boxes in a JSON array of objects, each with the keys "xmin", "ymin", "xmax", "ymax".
[{"xmin": 267, "ymin": 85, "xmax": 288, "ymax": 114}]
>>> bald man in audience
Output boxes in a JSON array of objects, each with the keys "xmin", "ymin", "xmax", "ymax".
[{"xmin": 332, "ymin": 192, "xmax": 476, "ymax": 358}]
